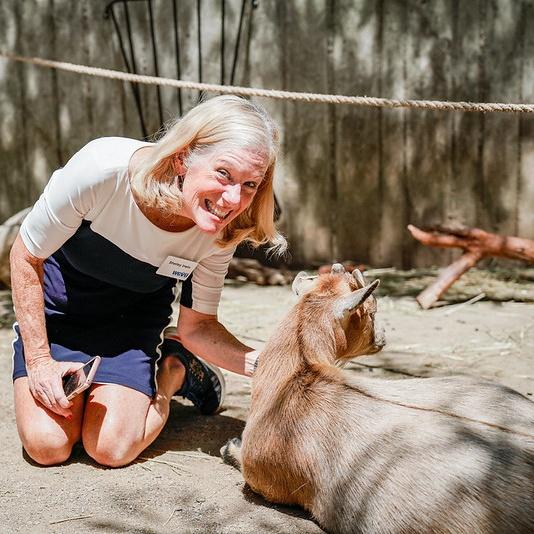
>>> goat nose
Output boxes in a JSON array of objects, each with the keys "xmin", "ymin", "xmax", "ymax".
[{"xmin": 375, "ymin": 326, "xmax": 386, "ymax": 349}]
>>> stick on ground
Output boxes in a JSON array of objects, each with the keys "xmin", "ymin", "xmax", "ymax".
[{"xmin": 407, "ymin": 224, "xmax": 534, "ymax": 309}]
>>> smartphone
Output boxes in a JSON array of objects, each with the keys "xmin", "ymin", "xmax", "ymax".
[{"xmin": 62, "ymin": 356, "xmax": 101, "ymax": 400}]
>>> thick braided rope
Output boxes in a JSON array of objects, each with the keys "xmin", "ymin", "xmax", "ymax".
[{"xmin": 2, "ymin": 51, "xmax": 534, "ymax": 114}]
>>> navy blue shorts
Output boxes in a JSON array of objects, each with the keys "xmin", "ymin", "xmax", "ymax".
[
  {"xmin": 13, "ymin": 323, "xmax": 163, "ymax": 397},
  {"xmin": 12, "ymin": 250, "xmax": 176, "ymax": 397}
]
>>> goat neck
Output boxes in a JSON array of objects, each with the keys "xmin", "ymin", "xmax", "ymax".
[{"xmin": 253, "ymin": 290, "xmax": 341, "ymax": 394}]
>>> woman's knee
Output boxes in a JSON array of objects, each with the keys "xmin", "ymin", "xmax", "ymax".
[
  {"xmin": 82, "ymin": 383, "xmax": 152, "ymax": 467},
  {"xmin": 14, "ymin": 377, "xmax": 83, "ymax": 465},
  {"xmin": 20, "ymin": 430, "xmax": 74, "ymax": 466},
  {"xmin": 83, "ymin": 431, "xmax": 141, "ymax": 468},
  {"xmin": 84, "ymin": 438, "xmax": 139, "ymax": 467}
]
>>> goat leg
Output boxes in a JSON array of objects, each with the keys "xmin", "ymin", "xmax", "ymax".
[{"xmin": 220, "ymin": 437, "xmax": 243, "ymax": 471}]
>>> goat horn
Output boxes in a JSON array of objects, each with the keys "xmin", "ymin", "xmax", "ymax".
[{"xmin": 352, "ymin": 268, "xmax": 366, "ymax": 287}]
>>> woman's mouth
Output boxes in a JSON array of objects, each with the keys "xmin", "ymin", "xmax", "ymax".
[{"xmin": 205, "ymin": 199, "xmax": 231, "ymax": 220}]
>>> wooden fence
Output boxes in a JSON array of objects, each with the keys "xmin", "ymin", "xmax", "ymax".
[{"xmin": 1, "ymin": 0, "xmax": 533, "ymax": 267}]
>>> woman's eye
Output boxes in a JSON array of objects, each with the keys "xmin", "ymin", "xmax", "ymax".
[{"xmin": 245, "ymin": 181, "xmax": 258, "ymax": 189}]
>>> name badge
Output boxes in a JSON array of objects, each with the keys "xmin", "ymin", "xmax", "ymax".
[{"xmin": 156, "ymin": 256, "xmax": 198, "ymax": 281}]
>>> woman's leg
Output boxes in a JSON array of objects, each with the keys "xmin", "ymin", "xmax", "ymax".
[
  {"xmin": 14, "ymin": 377, "xmax": 85, "ymax": 465},
  {"xmin": 81, "ymin": 357, "xmax": 185, "ymax": 468}
]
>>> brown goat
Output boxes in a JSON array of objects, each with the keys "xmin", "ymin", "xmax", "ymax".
[{"xmin": 222, "ymin": 264, "xmax": 534, "ymax": 534}]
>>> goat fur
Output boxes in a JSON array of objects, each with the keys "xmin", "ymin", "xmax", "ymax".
[{"xmin": 222, "ymin": 267, "xmax": 534, "ymax": 534}]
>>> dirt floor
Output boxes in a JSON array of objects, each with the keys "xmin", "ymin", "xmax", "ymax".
[{"xmin": 1, "ymin": 280, "xmax": 533, "ymax": 533}]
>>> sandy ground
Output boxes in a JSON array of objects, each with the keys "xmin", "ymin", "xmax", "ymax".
[{"xmin": 1, "ymin": 281, "xmax": 533, "ymax": 533}]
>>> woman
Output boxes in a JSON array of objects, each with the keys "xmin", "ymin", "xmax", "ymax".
[{"xmin": 10, "ymin": 95, "xmax": 285, "ymax": 467}]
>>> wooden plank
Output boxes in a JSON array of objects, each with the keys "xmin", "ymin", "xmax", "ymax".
[
  {"xmin": 247, "ymin": 0, "xmax": 332, "ymax": 266},
  {"xmin": 198, "ymin": 0, "xmax": 222, "ymax": 86},
  {"xmin": 14, "ymin": 0, "xmax": 61, "ymax": 201},
  {"xmin": 152, "ymin": 0, "xmax": 183, "ymax": 125},
  {"xmin": 478, "ymin": 0, "xmax": 523, "ymax": 236},
  {"xmin": 196, "ymin": 0, "xmax": 254, "ymax": 93},
  {"xmin": 332, "ymin": 0, "xmax": 382, "ymax": 267},
  {"xmin": 223, "ymin": 0, "xmax": 253, "ymax": 87},
  {"xmin": 518, "ymin": 0, "xmax": 534, "ymax": 239},
  {"xmin": 102, "ymin": 0, "xmax": 152, "ymax": 138},
  {"xmin": 373, "ymin": 0, "xmax": 408, "ymax": 268},
  {"xmin": 403, "ymin": 0, "xmax": 454, "ymax": 267},
  {"xmin": 52, "ymin": 1, "xmax": 94, "ymax": 159},
  {"xmin": 275, "ymin": 0, "xmax": 333, "ymax": 266},
  {"xmin": 244, "ymin": 0, "xmax": 289, "ymax": 258},
  {"xmin": 84, "ymin": 0, "xmax": 138, "ymax": 141},
  {"xmin": 0, "ymin": 0, "xmax": 30, "ymax": 220},
  {"xmin": 448, "ymin": 0, "xmax": 482, "ymax": 234},
  {"xmin": 119, "ymin": 0, "xmax": 161, "ymax": 138},
  {"xmin": 172, "ymin": 0, "xmax": 203, "ymax": 116},
  {"xmin": 244, "ymin": 0, "xmax": 286, "ymax": 138}
]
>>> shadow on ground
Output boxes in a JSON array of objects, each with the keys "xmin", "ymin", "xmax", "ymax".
[{"xmin": 153, "ymin": 401, "xmax": 247, "ymax": 457}]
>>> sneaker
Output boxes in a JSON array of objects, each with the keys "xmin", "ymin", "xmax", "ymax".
[{"xmin": 161, "ymin": 327, "xmax": 226, "ymax": 415}]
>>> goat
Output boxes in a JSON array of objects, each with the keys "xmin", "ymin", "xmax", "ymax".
[{"xmin": 222, "ymin": 264, "xmax": 534, "ymax": 534}]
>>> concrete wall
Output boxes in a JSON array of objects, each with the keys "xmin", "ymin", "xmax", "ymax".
[{"xmin": 1, "ymin": 0, "xmax": 533, "ymax": 267}]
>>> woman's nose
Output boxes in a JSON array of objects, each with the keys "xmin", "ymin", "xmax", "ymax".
[{"xmin": 222, "ymin": 184, "xmax": 241, "ymax": 205}]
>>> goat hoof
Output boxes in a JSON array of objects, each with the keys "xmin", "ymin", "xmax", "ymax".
[{"xmin": 221, "ymin": 437, "xmax": 242, "ymax": 469}]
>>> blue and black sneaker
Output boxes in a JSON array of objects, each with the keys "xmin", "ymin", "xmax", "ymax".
[{"xmin": 161, "ymin": 327, "xmax": 226, "ymax": 415}]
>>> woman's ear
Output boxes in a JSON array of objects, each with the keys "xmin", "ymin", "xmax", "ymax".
[{"xmin": 172, "ymin": 151, "xmax": 187, "ymax": 175}]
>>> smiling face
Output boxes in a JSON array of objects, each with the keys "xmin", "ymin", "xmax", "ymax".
[{"xmin": 176, "ymin": 146, "xmax": 269, "ymax": 234}]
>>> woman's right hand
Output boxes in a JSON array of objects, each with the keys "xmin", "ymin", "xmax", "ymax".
[
  {"xmin": 11, "ymin": 235, "xmax": 86, "ymax": 417},
  {"xmin": 26, "ymin": 357, "xmax": 81, "ymax": 418}
]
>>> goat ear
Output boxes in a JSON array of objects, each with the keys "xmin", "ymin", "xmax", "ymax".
[
  {"xmin": 352, "ymin": 268, "xmax": 366, "ymax": 287},
  {"xmin": 331, "ymin": 263, "xmax": 345, "ymax": 274},
  {"xmin": 333, "ymin": 279, "xmax": 380, "ymax": 320},
  {"xmin": 292, "ymin": 272, "xmax": 318, "ymax": 296}
]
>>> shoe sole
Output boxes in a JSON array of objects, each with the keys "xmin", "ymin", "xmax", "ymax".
[{"xmin": 195, "ymin": 356, "xmax": 226, "ymax": 413}]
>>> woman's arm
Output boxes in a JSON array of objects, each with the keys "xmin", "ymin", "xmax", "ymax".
[
  {"xmin": 177, "ymin": 305, "xmax": 260, "ymax": 376},
  {"xmin": 10, "ymin": 234, "xmax": 78, "ymax": 417}
]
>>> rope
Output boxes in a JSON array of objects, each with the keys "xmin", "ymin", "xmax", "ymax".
[{"xmin": 2, "ymin": 51, "xmax": 534, "ymax": 114}]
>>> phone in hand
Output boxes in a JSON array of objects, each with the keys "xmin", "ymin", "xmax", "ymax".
[{"xmin": 62, "ymin": 356, "xmax": 101, "ymax": 400}]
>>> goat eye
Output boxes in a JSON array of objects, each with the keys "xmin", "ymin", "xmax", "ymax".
[{"xmin": 217, "ymin": 169, "xmax": 230, "ymax": 180}]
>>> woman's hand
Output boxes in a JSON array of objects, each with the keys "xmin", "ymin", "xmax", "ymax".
[
  {"xmin": 26, "ymin": 357, "xmax": 84, "ymax": 418},
  {"xmin": 10, "ymin": 234, "xmax": 84, "ymax": 418}
]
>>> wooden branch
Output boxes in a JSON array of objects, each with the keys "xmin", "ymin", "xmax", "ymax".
[
  {"xmin": 415, "ymin": 251, "xmax": 482, "ymax": 309},
  {"xmin": 407, "ymin": 224, "xmax": 534, "ymax": 309}
]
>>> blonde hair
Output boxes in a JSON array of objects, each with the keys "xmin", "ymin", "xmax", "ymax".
[{"xmin": 130, "ymin": 95, "xmax": 286, "ymax": 252}]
